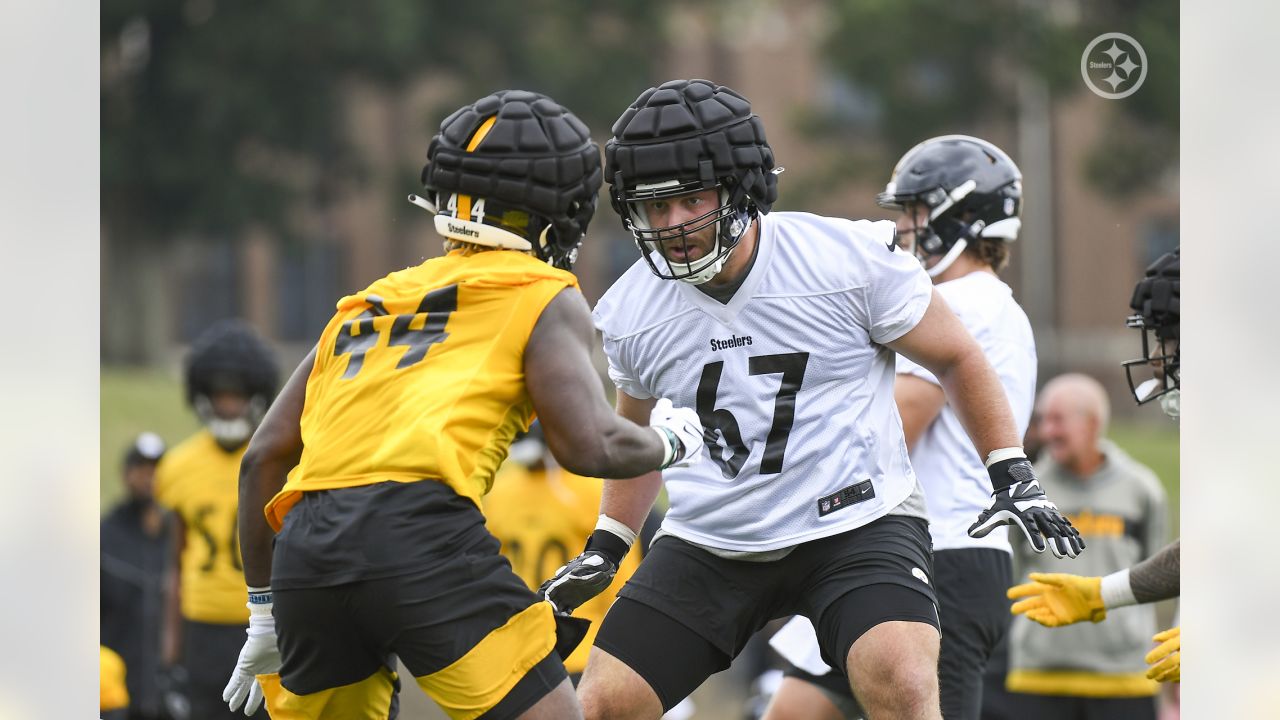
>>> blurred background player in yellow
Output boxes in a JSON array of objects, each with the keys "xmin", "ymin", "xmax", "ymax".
[
  {"xmin": 222, "ymin": 89, "xmax": 705, "ymax": 720},
  {"xmin": 102, "ymin": 644, "xmax": 132, "ymax": 720},
  {"xmin": 156, "ymin": 319, "xmax": 280, "ymax": 720},
  {"xmin": 485, "ymin": 422, "xmax": 659, "ymax": 681},
  {"xmin": 1008, "ymin": 249, "xmax": 1181, "ymax": 689},
  {"xmin": 102, "ymin": 432, "xmax": 180, "ymax": 720}
]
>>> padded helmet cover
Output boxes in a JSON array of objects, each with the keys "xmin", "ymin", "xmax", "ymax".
[
  {"xmin": 421, "ymin": 90, "xmax": 602, "ymax": 268},
  {"xmin": 605, "ymin": 79, "xmax": 777, "ymax": 215}
]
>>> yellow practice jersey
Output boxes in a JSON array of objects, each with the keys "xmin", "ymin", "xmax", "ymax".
[
  {"xmin": 154, "ymin": 430, "xmax": 250, "ymax": 624},
  {"xmin": 266, "ymin": 250, "xmax": 579, "ymax": 531},
  {"xmin": 483, "ymin": 464, "xmax": 642, "ymax": 674},
  {"xmin": 100, "ymin": 645, "xmax": 129, "ymax": 712}
]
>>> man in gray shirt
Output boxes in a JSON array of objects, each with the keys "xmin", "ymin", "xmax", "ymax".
[{"xmin": 994, "ymin": 374, "xmax": 1167, "ymax": 720}]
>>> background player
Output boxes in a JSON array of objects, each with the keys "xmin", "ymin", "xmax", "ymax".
[
  {"xmin": 542, "ymin": 79, "xmax": 1082, "ymax": 720},
  {"xmin": 156, "ymin": 320, "xmax": 278, "ymax": 720},
  {"xmin": 484, "ymin": 422, "xmax": 659, "ymax": 681},
  {"xmin": 102, "ymin": 432, "xmax": 177, "ymax": 720},
  {"xmin": 991, "ymin": 374, "xmax": 1168, "ymax": 719},
  {"xmin": 1007, "ymin": 249, "xmax": 1181, "ymax": 686},
  {"xmin": 221, "ymin": 90, "xmax": 705, "ymax": 720},
  {"xmin": 763, "ymin": 135, "xmax": 1040, "ymax": 720}
]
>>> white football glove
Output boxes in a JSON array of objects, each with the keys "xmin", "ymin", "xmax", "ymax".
[
  {"xmin": 222, "ymin": 600, "xmax": 281, "ymax": 716},
  {"xmin": 649, "ymin": 398, "xmax": 705, "ymax": 470}
]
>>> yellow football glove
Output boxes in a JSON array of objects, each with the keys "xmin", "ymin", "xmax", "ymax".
[
  {"xmin": 1145, "ymin": 626, "xmax": 1180, "ymax": 683},
  {"xmin": 1007, "ymin": 572, "xmax": 1106, "ymax": 627}
]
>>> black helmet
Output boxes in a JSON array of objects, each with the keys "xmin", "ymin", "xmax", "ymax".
[
  {"xmin": 877, "ymin": 135, "xmax": 1022, "ymax": 277},
  {"xmin": 123, "ymin": 432, "xmax": 166, "ymax": 468},
  {"xmin": 1123, "ymin": 248, "xmax": 1179, "ymax": 409},
  {"xmin": 417, "ymin": 90, "xmax": 602, "ymax": 271},
  {"xmin": 184, "ymin": 319, "xmax": 279, "ymax": 447},
  {"xmin": 605, "ymin": 79, "xmax": 778, "ymax": 284}
]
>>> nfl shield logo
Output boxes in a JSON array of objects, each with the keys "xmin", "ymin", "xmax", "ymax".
[{"xmin": 820, "ymin": 500, "xmax": 831, "ymax": 513}]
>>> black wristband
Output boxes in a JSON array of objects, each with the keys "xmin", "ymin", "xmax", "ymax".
[
  {"xmin": 585, "ymin": 528, "xmax": 630, "ymax": 566},
  {"xmin": 987, "ymin": 457, "xmax": 1035, "ymax": 493}
]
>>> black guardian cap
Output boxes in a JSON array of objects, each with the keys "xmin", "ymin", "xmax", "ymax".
[
  {"xmin": 185, "ymin": 319, "xmax": 279, "ymax": 448},
  {"xmin": 1123, "ymin": 248, "xmax": 1180, "ymax": 407},
  {"xmin": 606, "ymin": 79, "xmax": 778, "ymax": 283},
  {"xmin": 418, "ymin": 90, "xmax": 602, "ymax": 270}
]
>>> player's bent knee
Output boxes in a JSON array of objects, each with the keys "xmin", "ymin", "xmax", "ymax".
[
  {"xmin": 578, "ymin": 648, "xmax": 664, "ymax": 720},
  {"xmin": 847, "ymin": 620, "xmax": 940, "ymax": 712},
  {"xmin": 518, "ymin": 677, "xmax": 582, "ymax": 720}
]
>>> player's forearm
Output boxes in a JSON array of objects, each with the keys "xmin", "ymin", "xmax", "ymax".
[
  {"xmin": 238, "ymin": 447, "xmax": 295, "ymax": 587},
  {"xmin": 552, "ymin": 410, "xmax": 667, "ymax": 479},
  {"xmin": 238, "ymin": 347, "xmax": 313, "ymax": 587},
  {"xmin": 600, "ymin": 471, "xmax": 665, "ymax": 534},
  {"xmin": 1132, "ymin": 539, "xmax": 1180, "ymax": 602},
  {"xmin": 935, "ymin": 343, "xmax": 1022, "ymax": 460},
  {"xmin": 1102, "ymin": 540, "xmax": 1180, "ymax": 608}
]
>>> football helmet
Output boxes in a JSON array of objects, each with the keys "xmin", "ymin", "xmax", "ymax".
[
  {"xmin": 1123, "ymin": 248, "xmax": 1179, "ymax": 414},
  {"xmin": 416, "ymin": 90, "xmax": 602, "ymax": 271},
  {"xmin": 605, "ymin": 79, "xmax": 778, "ymax": 284},
  {"xmin": 878, "ymin": 135, "xmax": 1022, "ymax": 277},
  {"xmin": 184, "ymin": 319, "xmax": 280, "ymax": 448}
]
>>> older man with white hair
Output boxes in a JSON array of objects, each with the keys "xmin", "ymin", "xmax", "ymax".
[{"xmin": 990, "ymin": 373, "xmax": 1169, "ymax": 720}]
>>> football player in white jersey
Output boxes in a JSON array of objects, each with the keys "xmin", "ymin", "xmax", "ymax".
[
  {"xmin": 1005, "ymin": 249, "xmax": 1181, "ymax": 687},
  {"xmin": 538, "ymin": 80, "xmax": 1083, "ymax": 720},
  {"xmin": 761, "ymin": 136, "xmax": 1039, "ymax": 720}
]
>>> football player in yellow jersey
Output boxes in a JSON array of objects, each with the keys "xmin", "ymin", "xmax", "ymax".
[
  {"xmin": 484, "ymin": 423, "xmax": 657, "ymax": 680},
  {"xmin": 101, "ymin": 644, "xmax": 130, "ymax": 719},
  {"xmin": 221, "ymin": 90, "xmax": 706, "ymax": 720},
  {"xmin": 155, "ymin": 319, "xmax": 279, "ymax": 720}
]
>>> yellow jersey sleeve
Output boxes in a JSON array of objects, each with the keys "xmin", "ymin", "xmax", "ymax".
[
  {"xmin": 155, "ymin": 431, "xmax": 251, "ymax": 624},
  {"xmin": 267, "ymin": 251, "xmax": 579, "ymax": 531}
]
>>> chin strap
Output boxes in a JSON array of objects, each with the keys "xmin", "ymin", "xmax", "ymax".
[
  {"xmin": 926, "ymin": 238, "xmax": 969, "ymax": 278},
  {"xmin": 670, "ymin": 239, "xmax": 729, "ymax": 284}
]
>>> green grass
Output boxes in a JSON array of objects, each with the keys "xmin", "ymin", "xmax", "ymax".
[
  {"xmin": 101, "ymin": 368, "xmax": 200, "ymax": 511},
  {"xmin": 1107, "ymin": 420, "xmax": 1180, "ymax": 536}
]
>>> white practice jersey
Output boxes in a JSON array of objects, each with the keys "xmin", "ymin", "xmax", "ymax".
[
  {"xmin": 896, "ymin": 271, "xmax": 1037, "ymax": 553},
  {"xmin": 593, "ymin": 212, "xmax": 933, "ymax": 552}
]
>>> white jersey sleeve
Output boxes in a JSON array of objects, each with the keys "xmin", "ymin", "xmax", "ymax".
[
  {"xmin": 845, "ymin": 221, "xmax": 934, "ymax": 345},
  {"xmin": 600, "ymin": 329, "xmax": 653, "ymax": 400}
]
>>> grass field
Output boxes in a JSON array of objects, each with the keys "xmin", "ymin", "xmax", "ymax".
[
  {"xmin": 1107, "ymin": 420, "xmax": 1181, "ymax": 536},
  {"xmin": 101, "ymin": 367, "xmax": 200, "ymax": 510}
]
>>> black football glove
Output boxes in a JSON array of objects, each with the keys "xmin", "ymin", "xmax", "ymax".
[
  {"xmin": 969, "ymin": 457, "xmax": 1085, "ymax": 559},
  {"xmin": 538, "ymin": 529, "xmax": 629, "ymax": 614}
]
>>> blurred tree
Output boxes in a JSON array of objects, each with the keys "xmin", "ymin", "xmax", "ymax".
[
  {"xmin": 101, "ymin": 0, "xmax": 669, "ymax": 249},
  {"xmin": 817, "ymin": 0, "xmax": 1177, "ymax": 199}
]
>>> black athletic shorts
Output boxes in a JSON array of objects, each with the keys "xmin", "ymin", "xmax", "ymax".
[
  {"xmin": 779, "ymin": 547, "xmax": 1012, "ymax": 720},
  {"xmin": 271, "ymin": 480, "xmax": 567, "ymax": 720},
  {"xmin": 596, "ymin": 515, "xmax": 938, "ymax": 711}
]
